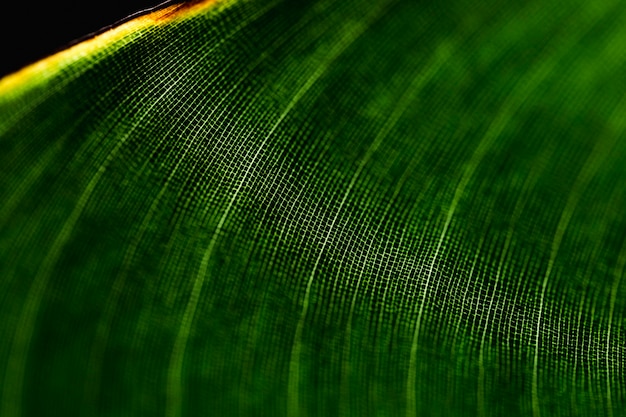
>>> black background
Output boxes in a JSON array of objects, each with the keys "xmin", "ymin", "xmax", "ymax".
[{"xmin": 0, "ymin": 1, "xmax": 167, "ymax": 78}]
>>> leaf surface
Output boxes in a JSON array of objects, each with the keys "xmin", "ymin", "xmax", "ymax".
[{"xmin": 1, "ymin": 0, "xmax": 626, "ymax": 416}]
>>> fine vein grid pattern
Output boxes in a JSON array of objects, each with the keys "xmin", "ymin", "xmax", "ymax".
[{"xmin": 1, "ymin": 0, "xmax": 626, "ymax": 416}]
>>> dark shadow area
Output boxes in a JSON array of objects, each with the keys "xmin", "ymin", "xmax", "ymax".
[{"xmin": 0, "ymin": 1, "xmax": 168, "ymax": 77}]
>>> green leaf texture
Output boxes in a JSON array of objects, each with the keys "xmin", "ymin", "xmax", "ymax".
[{"xmin": 1, "ymin": 0, "xmax": 626, "ymax": 416}]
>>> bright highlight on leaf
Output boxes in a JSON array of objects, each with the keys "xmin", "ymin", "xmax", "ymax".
[{"xmin": 1, "ymin": 0, "xmax": 625, "ymax": 416}]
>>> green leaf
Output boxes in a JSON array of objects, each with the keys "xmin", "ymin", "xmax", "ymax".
[{"xmin": 1, "ymin": 0, "xmax": 625, "ymax": 416}]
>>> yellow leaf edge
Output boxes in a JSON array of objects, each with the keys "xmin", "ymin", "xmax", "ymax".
[{"xmin": 0, "ymin": 0, "xmax": 233, "ymax": 97}]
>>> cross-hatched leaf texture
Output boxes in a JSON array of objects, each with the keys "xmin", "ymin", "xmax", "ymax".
[{"xmin": 1, "ymin": 0, "xmax": 625, "ymax": 416}]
